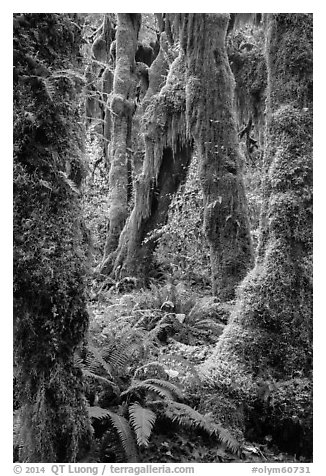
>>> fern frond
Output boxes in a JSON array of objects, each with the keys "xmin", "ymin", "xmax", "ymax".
[
  {"xmin": 213, "ymin": 422, "xmax": 242, "ymax": 456},
  {"xmin": 58, "ymin": 171, "xmax": 80, "ymax": 195},
  {"xmin": 42, "ymin": 77, "xmax": 57, "ymax": 101},
  {"xmin": 163, "ymin": 400, "xmax": 215, "ymax": 433},
  {"xmin": 88, "ymin": 406, "xmax": 138, "ymax": 462},
  {"xmin": 162, "ymin": 401, "xmax": 241, "ymax": 455},
  {"xmin": 87, "ymin": 345, "xmax": 114, "ymax": 378},
  {"xmin": 129, "ymin": 403, "xmax": 156, "ymax": 447},
  {"xmin": 88, "ymin": 405, "xmax": 111, "ymax": 421},
  {"xmin": 133, "ymin": 362, "xmax": 168, "ymax": 380},
  {"xmin": 103, "ymin": 341, "xmax": 142, "ymax": 372},
  {"xmin": 144, "ymin": 378, "xmax": 183, "ymax": 400},
  {"xmin": 82, "ymin": 369, "xmax": 120, "ymax": 396},
  {"xmin": 73, "ymin": 353, "xmax": 84, "ymax": 368},
  {"xmin": 53, "ymin": 69, "xmax": 86, "ymax": 83},
  {"xmin": 121, "ymin": 380, "xmax": 175, "ymax": 400}
]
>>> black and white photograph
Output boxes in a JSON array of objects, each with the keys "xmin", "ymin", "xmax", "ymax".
[{"xmin": 12, "ymin": 7, "xmax": 315, "ymax": 472}]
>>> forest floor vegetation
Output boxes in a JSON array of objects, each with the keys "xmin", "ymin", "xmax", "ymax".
[{"xmin": 82, "ymin": 279, "xmax": 310, "ymax": 463}]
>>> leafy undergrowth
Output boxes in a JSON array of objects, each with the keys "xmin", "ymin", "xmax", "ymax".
[
  {"xmin": 81, "ymin": 280, "xmax": 309, "ymax": 464},
  {"xmin": 139, "ymin": 431, "xmax": 305, "ymax": 463}
]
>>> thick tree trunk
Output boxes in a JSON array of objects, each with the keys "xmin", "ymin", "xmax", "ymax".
[
  {"xmin": 183, "ymin": 14, "xmax": 253, "ymax": 299},
  {"xmin": 108, "ymin": 16, "xmax": 253, "ymax": 295},
  {"xmin": 111, "ymin": 49, "xmax": 193, "ymax": 280},
  {"xmin": 101, "ymin": 14, "xmax": 141, "ymax": 269},
  {"xmin": 200, "ymin": 14, "xmax": 313, "ymax": 456},
  {"xmin": 13, "ymin": 14, "xmax": 92, "ymax": 462}
]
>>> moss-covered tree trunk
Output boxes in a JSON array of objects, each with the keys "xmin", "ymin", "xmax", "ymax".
[
  {"xmin": 201, "ymin": 14, "xmax": 313, "ymax": 456},
  {"xmin": 102, "ymin": 65, "xmax": 114, "ymax": 165},
  {"xmin": 109, "ymin": 38, "xmax": 193, "ymax": 280},
  {"xmin": 13, "ymin": 14, "xmax": 92, "ymax": 462},
  {"xmin": 107, "ymin": 15, "xmax": 253, "ymax": 295},
  {"xmin": 101, "ymin": 14, "xmax": 141, "ymax": 267},
  {"xmin": 183, "ymin": 13, "xmax": 253, "ymax": 299},
  {"xmin": 85, "ymin": 15, "xmax": 115, "ymax": 130}
]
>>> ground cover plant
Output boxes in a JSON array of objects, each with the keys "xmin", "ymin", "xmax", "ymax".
[{"xmin": 13, "ymin": 13, "xmax": 312, "ymax": 464}]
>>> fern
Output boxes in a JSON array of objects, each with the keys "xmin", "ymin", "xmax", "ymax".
[
  {"xmin": 161, "ymin": 401, "xmax": 241, "ymax": 456},
  {"xmin": 213, "ymin": 422, "xmax": 242, "ymax": 456},
  {"xmin": 121, "ymin": 379, "xmax": 177, "ymax": 400},
  {"xmin": 88, "ymin": 406, "xmax": 138, "ymax": 462},
  {"xmin": 82, "ymin": 369, "xmax": 120, "ymax": 396},
  {"xmin": 42, "ymin": 68, "xmax": 85, "ymax": 103},
  {"xmin": 133, "ymin": 361, "xmax": 169, "ymax": 380},
  {"xmin": 102, "ymin": 341, "xmax": 142, "ymax": 372},
  {"xmin": 144, "ymin": 378, "xmax": 183, "ymax": 400},
  {"xmin": 129, "ymin": 403, "xmax": 156, "ymax": 447},
  {"xmin": 53, "ymin": 69, "xmax": 86, "ymax": 83},
  {"xmin": 58, "ymin": 171, "xmax": 80, "ymax": 195},
  {"xmin": 87, "ymin": 345, "xmax": 114, "ymax": 378},
  {"xmin": 42, "ymin": 76, "xmax": 57, "ymax": 101}
]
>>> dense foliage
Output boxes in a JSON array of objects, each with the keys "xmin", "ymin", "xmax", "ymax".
[{"xmin": 13, "ymin": 13, "xmax": 313, "ymax": 464}]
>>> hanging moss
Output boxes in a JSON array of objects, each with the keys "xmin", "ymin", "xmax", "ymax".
[
  {"xmin": 183, "ymin": 13, "xmax": 253, "ymax": 299},
  {"xmin": 101, "ymin": 14, "xmax": 141, "ymax": 268},
  {"xmin": 111, "ymin": 46, "xmax": 192, "ymax": 279},
  {"xmin": 92, "ymin": 14, "xmax": 115, "ymax": 64},
  {"xmin": 13, "ymin": 14, "xmax": 92, "ymax": 462},
  {"xmin": 110, "ymin": 14, "xmax": 253, "ymax": 295},
  {"xmin": 200, "ymin": 14, "xmax": 312, "ymax": 458}
]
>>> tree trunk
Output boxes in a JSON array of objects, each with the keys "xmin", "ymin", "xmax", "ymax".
[
  {"xmin": 108, "ymin": 16, "xmax": 253, "ymax": 296},
  {"xmin": 101, "ymin": 14, "xmax": 141, "ymax": 269},
  {"xmin": 111, "ymin": 47, "xmax": 193, "ymax": 280},
  {"xmin": 200, "ymin": 14, "xmax": 313, "ymax": 457},
  {"xmin": 13, "ymin": 13, "xmax": 92, "ymax": 462},
  {"xmin": 102, "ymin": 66, "xmax": 114, "ymax": 165},
  {"xmin": 183, "ymin": 14, "xmax": 253, "ymax": 299}
]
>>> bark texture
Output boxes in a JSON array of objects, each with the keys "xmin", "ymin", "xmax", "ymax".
[
  {"xmin": 111, "ymin": 46, "xmax": 192, "ymax": 279},
  {"xmin": 200, "ymin": 14, "xmax": 313, "ymax": 457},
  {"xmin": 101, "ymin": 14, "xmax": 141, "ymax": 268},
  {"xmin": 183, "ymin": 14, "xmax": 253, "ymax": 299},
  {"xmin": 102, "ymin": 66, "xmax": 114, "ymax": 164},
  {"xmin": 85, "ymin": 15, "xmax": 115, "ymax": 129},
  {"xmin": 106, "ymin": 15, "xmax": 253, "ymax": 300},
  {"xmin": 13, "ymin": 14, "xmax": 92, "ymax": 462}
]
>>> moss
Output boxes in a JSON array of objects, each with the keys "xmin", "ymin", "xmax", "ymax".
[
  {"xmin": 200, "ymin": 14, "xmax": 312, "ymax": 457},
  {"xmin": 14, "ymin": 14, "xmax": 92, "ymax": 462},
  {"xmin": 101, "ymin": 14, "xmax": 141, "ymax": 265},
  {"xmin": 266, "ymin": 14, "xmax": 312, "ymax": 110},
  {"xmin": 183, "ymin": 14, "xmax": 253, "ymax": 298},
  {"xmin": 248, "ymin": 378, "xmax": 313, "ymax": 457},
  {"xmin": 18, "ymin": 364, "xmax": 92, "ymax": 462},
  {"xmin": 227, "ymin": 26, "xmax": 267, "ymax": 125},
  {"xmin": 111, "ymin": 45, "xmax": 192, "ymax": 280}
]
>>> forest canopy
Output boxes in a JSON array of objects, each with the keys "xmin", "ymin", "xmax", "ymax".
[{"xmin": 13, "ymin": 13, "xmax": 313, "ymax": 465}]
